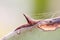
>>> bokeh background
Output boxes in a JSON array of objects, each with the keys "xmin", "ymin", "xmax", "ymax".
[{"xmin": 0, "ymin": 0, "xmax": 60, "ymax": 40}]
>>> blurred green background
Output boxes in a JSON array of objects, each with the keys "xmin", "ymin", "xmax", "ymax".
[{"xmin": 0, "ymin": 0, "xmax": 60, "ymax": 40}]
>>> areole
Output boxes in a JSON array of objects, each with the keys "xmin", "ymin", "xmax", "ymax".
[{"xmin": 15, "ymin": 14, "xmax": 60, "ymax": 31}]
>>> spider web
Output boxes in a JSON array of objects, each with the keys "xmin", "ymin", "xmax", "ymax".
[{"xmin": 51, "ymin": 11, "xmax": 60, "ymax": 18}]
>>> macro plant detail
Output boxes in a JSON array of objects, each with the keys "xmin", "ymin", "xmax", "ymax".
[{"xmin": 15, "ymin": 14, "xmax": 60, "ymax": 34}]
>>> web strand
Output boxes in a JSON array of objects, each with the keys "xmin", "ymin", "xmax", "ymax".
[{"xmin": 51, "ymin": 13, "xmax": 57, "ymax": 18}]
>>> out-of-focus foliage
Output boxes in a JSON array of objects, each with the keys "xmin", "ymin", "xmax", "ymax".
[{"xmin": 32, "ymin": 0, "xmax": 50, "ymax": 19}]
